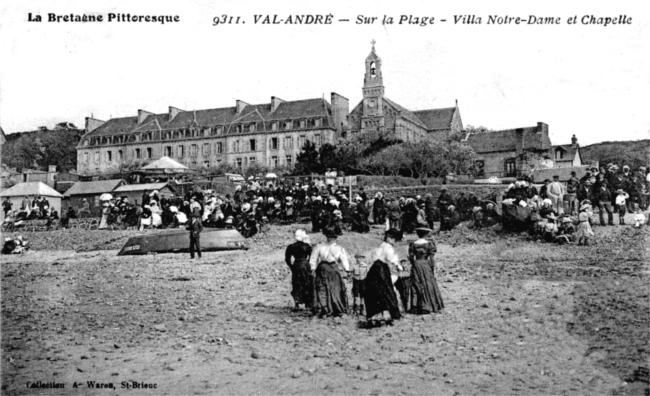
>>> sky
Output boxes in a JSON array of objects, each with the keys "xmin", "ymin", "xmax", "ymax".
[{"xmin": 1, "ymin": 0, "xmax": 648, "ymax": 147}]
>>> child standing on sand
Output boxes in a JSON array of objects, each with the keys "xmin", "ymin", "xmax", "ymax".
[
  {"xmin": 615, "ymin": 189, "xmax": 629, "ymax": 225},
  {"xmin": 576, "ymin": 203, "xmax": 595, "ymax": 246},
  {"xmin": 633, "ymin": 204, "xmax": 646, "ymax": 228}
]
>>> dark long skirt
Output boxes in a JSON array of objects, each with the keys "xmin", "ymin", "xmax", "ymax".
[
  {"xmin": 410, "ymin": 259, "xmax": 444, "ymax": 314},
  {"xmin": 291, "ymin": 258, "xmax": 313, "ymax": 308},
  {"xmin": 394, "ymin": 276, "xmax": 414, "ymax": 312},
  {"xmin": 313, "ymin": 261, "xmax": 348, "ymax": 317},
  {"xmin": 364, "ymin": 260, "xmax": 402, "ymax": 320}
]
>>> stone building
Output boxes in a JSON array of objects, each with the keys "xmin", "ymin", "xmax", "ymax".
[
  {"xmin": 347, "ymin": 41, "xmax": 463, "ymax": 141},
  {"xmin": 76, "ymin": 95, "xmax": 349, "ymax": 176},
  {"xmin": 464, "ymin": 122, "xmax": 553, "ymax": 178}
]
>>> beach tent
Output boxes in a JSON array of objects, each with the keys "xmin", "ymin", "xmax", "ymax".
[{"xmin": 140, "ymin": 157, "xmax": 191, "ymax": 174}]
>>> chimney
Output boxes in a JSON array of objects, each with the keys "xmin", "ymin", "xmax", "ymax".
[
  {"xmin": 330, "ymin": 92, "xmax": 349, "ymax": 134},
  {"xmin": 138, "ymin": 109, "xmax": 154, "ymax": 124},
  {"xmin": 571, "ymin": 134, "xmax": 578, "ymax": 148},
  {"xmin": 169, "ymin": 106, "xmax": 184, "ymax": 122},
  {"xmin": 236, "ymin": 100, "xmax": 250, "ymax": 114},
  {"xmin": 271, "ymin": 96, "xmax": 285, "ymax": 113},
  {"xmin": 85, "ymin": 117, "xmax": 105, "ymax": 133}
]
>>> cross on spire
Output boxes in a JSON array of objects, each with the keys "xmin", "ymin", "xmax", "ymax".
[{"xmin": 371, "ymin": 39, "xmax": 376, "ymax": 51}]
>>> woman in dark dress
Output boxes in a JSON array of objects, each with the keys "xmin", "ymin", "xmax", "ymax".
[
  {"xmin": 284, "ymin": 229, "xmax": 313, "ymax": 311},
  {"xmin": 364, "ymin": 229, "xmax": 404, "ymax": 326},
  {"xmin": 408, "ymin": 228, "xmax": 444, "ymax": 314},
  {"xmin": 309, "ymin": 226, "xmax": 350, "ymax": 317}
]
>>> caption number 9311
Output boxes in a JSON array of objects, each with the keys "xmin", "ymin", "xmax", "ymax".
[{"xmin": 213, "ymin": 15, "xmax": 243, "ymax": 25}]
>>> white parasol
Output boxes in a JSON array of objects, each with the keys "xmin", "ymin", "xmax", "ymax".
[{"xmin": 99, "ymin": 193, "xmax": 113, "ymax": 201}]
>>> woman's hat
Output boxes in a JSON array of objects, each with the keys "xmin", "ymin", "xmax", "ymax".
[
  {"xmin": 543, "ymin": 198, "xmax": 553, "ymax": 206},
  {"xmin": 323, "ymin": 226, "xmax": 338, "ymax": 238},
  {"xmin": 547, "ymin": 213, "xmax": 557, "ymax": 220},
  {"xmin": 242, "ymin": 203, "xmax": 251, "ymax": 212},
  {"xmin": 616, "ymin": 189, "xmax": 625, "ymax": 194},
  {"xmin": 562, "ymin": 217, "xmax": 572, "ymax": 223},
  {"xmin": 295, "ymin": 229, "xmax": 307, "ymax": 242},
  {"xmin": 415, "ymin": 227, "xmax": 432, "ymax": 234},
  {"xmin": 473, "ymin": 206, "xmax": 482, "ymax": 213},
  {"xmin": 580, "ymin": 204, "xmax": 591, "ymax": 211}
]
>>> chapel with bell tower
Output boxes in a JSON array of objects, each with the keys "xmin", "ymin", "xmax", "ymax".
[
  {"xmin": 348, "ymin": 40, "xmax": 463, "ymax": 142},
  {"xmin": 360, "ymin": 40, "xmax": 386, "ymax": 133}
]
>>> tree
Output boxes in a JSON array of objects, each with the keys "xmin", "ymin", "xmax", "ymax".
[
  {"xmin": 242, "ymin": 162, "xmax": 268, "ymax": 181},
  {"xmin": 463, "ymin": 125, "xmax": 493, "ymax": 134},
  {"xmin": 446, "ymin": 142, "xmax": 478, "ymax": 176},
  {"xmin": 294, "ymin": 141, "xmax": 320, "ymax": 175}
]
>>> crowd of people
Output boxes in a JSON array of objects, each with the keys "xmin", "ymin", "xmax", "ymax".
[
  {"xmin": 3, "ymin": 195, "xmax": 59, "ymax": 222},
  {"xmin": 3, "ymin": 163, "xmax": 648, "ymax": 240}
]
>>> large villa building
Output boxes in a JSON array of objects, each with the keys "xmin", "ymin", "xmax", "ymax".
[{"xmin": 76, "ymin": 43, "xmax": 463, "ymax": 176}]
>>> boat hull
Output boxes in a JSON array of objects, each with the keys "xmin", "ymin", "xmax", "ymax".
[{"xmin": 117, "ymin": 228, "xmax": 249, "ymax": 256}]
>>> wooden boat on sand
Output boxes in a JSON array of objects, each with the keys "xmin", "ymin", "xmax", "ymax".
[{"xmin": 117, "ymin": 228, "xmax": 248, "ymax": 256}]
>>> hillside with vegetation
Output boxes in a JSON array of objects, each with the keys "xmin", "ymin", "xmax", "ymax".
[
  {"xmin": 580, "ymin": 139, "xmax": 649, "ymax": 169},
  {"xmin": 1, "ymin": 122, "xmax": 84, "ymax": 172}
]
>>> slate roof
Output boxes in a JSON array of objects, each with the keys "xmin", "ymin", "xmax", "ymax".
[
  {"xmin": 412, "ymin": 108, "xmax": 456, "ymax": 130},
  {"xmin": 63, "ymin": 179, "xmax": 125, "ymax": 197},
  {"xmin": 465, "ymin": 126, "xmax": 552, "ymax": 154},
  {"xmin": 0, "ymin": 182, "xmax": 63, "ymax": 198},
  {"xmin": 84, "ymin": 98, "xmax": 334, "ymax": 138},
  {"xmin": 114, "ymin": 182, "xmax": 175, "ymax": 193},
  {"xmin": 383, "ymin": 97, "xmax": 428, "ymax": 129},
  {"xmin": 532, "ymin": 166, "xmax": 589, "ymax": 183}
]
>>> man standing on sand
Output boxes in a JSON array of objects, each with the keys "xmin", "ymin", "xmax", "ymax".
[
  {"xmin": 186, "ymin": 212, "xmax": 203, "ymax": 259},
  {"xmin": 548, "ymin": 175, "xmax": 565, "ymax": 215}
]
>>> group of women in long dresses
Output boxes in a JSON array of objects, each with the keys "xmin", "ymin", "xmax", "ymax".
[{"xmin": 284, "ymin": 226, "xmax": 444, "ymax": 326}]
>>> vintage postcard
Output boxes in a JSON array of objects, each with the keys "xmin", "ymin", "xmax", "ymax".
[{"xmin": 1, "ymin": 0, "xmax": 648, "ymax": 395}]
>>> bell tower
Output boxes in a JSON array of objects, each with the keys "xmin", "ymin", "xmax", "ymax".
[{"xmin": 360, "ymin": 40, "xmax": 385, "ymax": 133}]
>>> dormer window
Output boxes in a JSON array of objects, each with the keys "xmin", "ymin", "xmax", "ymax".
[
  {"xmin": 271, "ymin": 122, "xmax": 278, "ymax": 131},
  {"xmin": 285, "ymin": 121, "xmax": 292, "ymax": 130},
  {"xmin": 300, "ymin": 120, "xmax": 306, "ymax": 129},
  {"xmin": 236, "ymin": 125, "xmax": 243, "ymax": 133},
  {"xmin": 250, "ymin": 123, "xmax": 256, "ymax": 132},
  {"xmin": 314, "ymin": 118, "xmax": 321, "ymax": 128}
]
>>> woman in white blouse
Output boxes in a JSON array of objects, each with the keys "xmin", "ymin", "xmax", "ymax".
[{"xmin": 309, "ymin": 226, "xmax": 350, "ymax": 317}]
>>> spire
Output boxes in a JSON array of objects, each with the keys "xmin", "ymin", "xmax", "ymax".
[{"xmin": 371, "ymin": 39, "xmax": 376, "ymax": 52}]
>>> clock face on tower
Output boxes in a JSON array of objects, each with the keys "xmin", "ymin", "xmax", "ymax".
[{"xmin": 368, "ymin": 100, "xmax": 376, "ymax": 108}]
